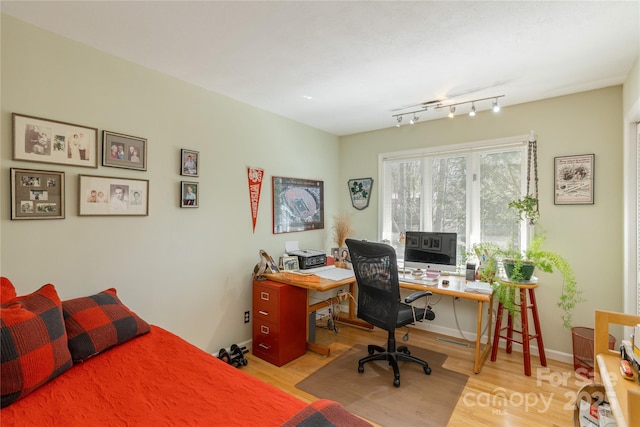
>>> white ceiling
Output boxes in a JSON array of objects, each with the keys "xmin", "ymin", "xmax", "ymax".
[{"xmin": 2, "ymin": 1, "xmax": 639, "ymax": 136}]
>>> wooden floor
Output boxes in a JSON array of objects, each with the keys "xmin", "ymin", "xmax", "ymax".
[{"xmin": 242, "ymin": 323, "xmax": 587, "ymax": 426}]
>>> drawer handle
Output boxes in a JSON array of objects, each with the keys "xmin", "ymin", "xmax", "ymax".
[
  {"xmin": 259, "ymin": 310, "xmax": 269, "ymax": 316},
  {"xmin": 259, "ymin": 343, "xmax": 270, "ymax": 350},
  {"xmin": 260, "ymin": 325, "xmax": 270, "ymax": 334},
  {"xmin": 260, "ymin": 291, "xmax": 270, "ymax": 301}
]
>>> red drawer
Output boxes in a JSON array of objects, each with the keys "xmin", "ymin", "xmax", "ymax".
[
  {"xmin": 253, "ymin": 284, "xmax": 280, "ymax": 320},
  {"xmin": 252, "ymin": 319, "xmax": 280, "ymax": 365}
]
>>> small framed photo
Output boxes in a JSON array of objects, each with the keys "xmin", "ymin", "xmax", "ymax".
[
  {"xmin": 181, "ymin": 149, "xmax": 199, "ymax": 177},
  {"xmin": 11, "ymin": 168, "xmax": 65, "ymax": 220},
  {"xmin": 181, "ymin": 181, "xmax": 199, "ymax": 208},
  {"xmin": 79, "ymin": 175, "xmax": 149, "ymax": 216},
  {"xmin": 282, "ymin": 256, "xmax": 300, "ymax": 271},
  {"xmin": 339, "ymin": 248, "xmax": 351, "ymax": 263},
  {"xmin": 102, "ymin": 131, "xmax": 147, "ymax": 171},
  {"xmin": 554, "ymin": 154, "xmax": 595, "ymax": 205},
  {"xmin": 12, "ymin": 113, "xmax": 98, "ymax": 168}
]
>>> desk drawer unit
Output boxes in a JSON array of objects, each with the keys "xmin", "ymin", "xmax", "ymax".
[{"xmin": 252, "ymin": 280, "xmax": 307, "ymax": 366}]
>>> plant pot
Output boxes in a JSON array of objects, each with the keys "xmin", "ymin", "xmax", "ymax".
[{"xmin": 503, "ymin": 260, "xmax": 535, "ymax": 281}]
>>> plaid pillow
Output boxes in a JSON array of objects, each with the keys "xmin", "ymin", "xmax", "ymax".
[
  {"xmin": 1, "ymin": 277, "xmax": 17, "ymax": 303},
  {"xmin": 62, "ymin": 288, "xmax": 150, "ymax": 362},
  {"xmin": 1, "ymin": 284, "xmax": 72, "ymax": 408}
]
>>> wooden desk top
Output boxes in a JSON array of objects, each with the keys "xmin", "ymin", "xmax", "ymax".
[
  {"xmin": 263, "ymin": 273, "xmax": 355, "ymax": 291},
  {"xmin": 399, "ymin": 275, "xmax": 492, "ymax": 302},
  {"xmin": 264, "ymin": 272, "xmax": 492, "ymax": 302}
]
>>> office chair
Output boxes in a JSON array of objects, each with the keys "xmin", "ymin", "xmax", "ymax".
[{"xmin": 345, "ymin": 238, "xmax": 433, "ymax": 387}]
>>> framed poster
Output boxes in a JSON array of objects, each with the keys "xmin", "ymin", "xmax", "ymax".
[
  {"xmin": 79, "ymin": 175, "xmax": 149, "ymax": 216},
  {"xmin": 103, "ymin": 131, "xmax": 147, "ymax": 171},
  {"xmin": 554, "ymin": 154, "xmax": 595, "ymax": 205},
  {"xmin": 11, "ymin": 168, "xmax": 65, "ymax": 220},
  {"xmin": 181, "ymin": 149, "xmax": 199, "ymax": 177},
  {"xmin": 272, "ymin": 176, "xmax": 324, "ymax": 234},
  {"xmin": 12, "ymin": 113, "xmax": 98, "ymax": 168},
  {"xmin": 181, "ymin": 181, "xmax": 199, "ymax": 208}
]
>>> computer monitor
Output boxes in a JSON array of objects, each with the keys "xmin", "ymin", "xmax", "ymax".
[{"xmin": 403, "ymin": 231, "xmax": 458, "ymax": 273}]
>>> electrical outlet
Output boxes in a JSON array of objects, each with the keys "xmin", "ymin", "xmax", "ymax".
[{"xmin": 244, "ymin": 311, "xmax": 250, "ymax": 323}]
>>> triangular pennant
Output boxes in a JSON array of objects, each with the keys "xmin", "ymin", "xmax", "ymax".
[{"xmin": 247, "ymin": 167, "xmax": 264, "ymax": 233}]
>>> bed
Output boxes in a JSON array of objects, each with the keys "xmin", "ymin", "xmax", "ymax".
[{"xmin": 0, "ymin": 279, "xmax": 371, "ymax": 426}]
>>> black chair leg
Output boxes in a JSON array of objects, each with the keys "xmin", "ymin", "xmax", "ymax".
[{"xmin": 367, "ymin": 344, "xmax": 386, "ymax": 355}]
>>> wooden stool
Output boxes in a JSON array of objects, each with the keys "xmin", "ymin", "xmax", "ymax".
[{"xmin": 490, "ymin": 279, "xmax": 547, "ymax": 376}]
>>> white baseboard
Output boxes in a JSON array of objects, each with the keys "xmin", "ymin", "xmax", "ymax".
[
  {"xmin": 410, "ymin": 322, "xmax": 573, "ymax": 365},
  {"xmin": 239, "ymin": 323, "xmax": 574, "ymax": 366}
]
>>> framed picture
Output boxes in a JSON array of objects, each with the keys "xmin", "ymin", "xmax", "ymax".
[
  {"xmin": 12, "ymin": 113, "xmax": 98, "ymax": 168},
  {"xmin": 348, "ymin": 177, "xmax": 373, "ymax": 210},
  {"xmin": 11, "ymin": 168, "xmax": 65, "ymax": 220},
  {"xmin": 339, "ymin": 248, "xmax": 351, "ymax": 263},
  {"xmin": 554, "ymin": 154, "xmax": 595, "ymax": 205},
  {"xmin": 181, "ymin": 149, "xmax": 199, "ymax": 177},
  {"xmin": 281, "ymin": 256, "xmax": 300, "ymax": 271},
  {"xmin": 272, "ymin": 176, "xmax": 324, "ymax": 234},
  {"xmin": 181, "ymin": 181, "xmax": 199, "ymax": 208},
  {"xmin": 102, "ymin": 131, "xmax": 147, "ymax": 171},
  {"xmin": 79, "ymin": 175, "xmax": 149, "ymax": 216}
]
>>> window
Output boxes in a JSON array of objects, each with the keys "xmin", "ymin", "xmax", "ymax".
[{"xmin": 379, "ymin": 136, "xmax": 529, "ymax": 269}]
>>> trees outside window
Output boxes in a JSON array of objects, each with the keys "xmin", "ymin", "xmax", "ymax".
[{"xmin": 380, "ymin": 139, "xmax": 528, "ymax": 268}]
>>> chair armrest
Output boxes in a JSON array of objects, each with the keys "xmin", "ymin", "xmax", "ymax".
[{"xmin": 404, "ymin": 291, "xmax": 432, "ymax": 304}]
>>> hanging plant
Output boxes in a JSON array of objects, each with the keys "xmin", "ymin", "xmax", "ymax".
[{"xmin": 508, "ymin": 194, "xmax": 539, "ymax": 225}]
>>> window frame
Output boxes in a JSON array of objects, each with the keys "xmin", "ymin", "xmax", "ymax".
[{"xmin": 377, "ymin": 134, "xmax": 531, "ymax": 266}]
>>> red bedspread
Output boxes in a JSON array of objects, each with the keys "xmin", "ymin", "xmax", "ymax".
[{"xmin": 1, "ymin": 326, "xmax": 308, "ymax": 426}]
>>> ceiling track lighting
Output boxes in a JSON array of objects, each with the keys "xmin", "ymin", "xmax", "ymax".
[{"xmin": 392, "ymin": 95, "xmax": 504, "ymax": 126}]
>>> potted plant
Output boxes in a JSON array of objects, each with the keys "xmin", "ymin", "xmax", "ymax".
[
  {"xmin": 331, "ymin": 212, "xmax": 352, "ymax": 268},
  {"xmin": 508, "ymin": 194, "xmax": 539, "ymax": 225},
  {"xmin": 500, "ymin": 191, "xmax": 584, "ymax": 328}
]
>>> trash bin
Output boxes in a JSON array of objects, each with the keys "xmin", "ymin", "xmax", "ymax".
[{"xmin": 571, "ymin": 327, "xmax": 616, "ymax": 379}]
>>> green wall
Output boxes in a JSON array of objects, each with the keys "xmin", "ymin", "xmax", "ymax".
[
  {"xmin": 1, "ymin": 14, "xmax": 340, "ymax": 353},
  {"xmin": 339, "ymin": 87, "xmax": 624, "ymax": 357}
]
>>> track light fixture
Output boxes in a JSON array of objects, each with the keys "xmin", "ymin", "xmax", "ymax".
[
  {"xmin": 392, "ymin": 95, "xmax": 504, "ymax": 127},
  {"xmin": 492, "ymin": 98, "xmax": 501, "ymax": 112}
]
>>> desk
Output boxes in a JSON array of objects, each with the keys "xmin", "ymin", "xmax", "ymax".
[
  {"xmin": 263, "ymin": 273, "xmax": 371, "ymax": 356},
  {"xmin": 399, "ymin": 275, "xmax": 493, "ymax": 374},
  {"xmin": 263, "ymin": 273, "xmax": 492, "ymax": 373},
  {"xmin": 594, "ymin": 310, "xmax": 640, "ymax": 427}
]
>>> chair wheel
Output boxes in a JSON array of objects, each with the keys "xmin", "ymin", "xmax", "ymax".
[
  {"xmin": 403, "ymin": 349, "xmax": 411, "ymax": 355},
  {"xmin": 368, "ymin": 349, "xmax": 375, "ymax": 355},
  {"xmin": 358, "ymin": 365, "xmax": 365, "ymax": 373},
  {"xmin": 424, "ymin": 366, "xmax": 431, "ymax": 375},
  {"xmin": 393, "ymin": 378, "xmax": 400, "ymax": 387}
]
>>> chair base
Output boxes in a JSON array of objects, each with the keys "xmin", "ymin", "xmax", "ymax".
[{"xmin": 358, "ymin": 343, "xmax": 431, "ymax": 387}]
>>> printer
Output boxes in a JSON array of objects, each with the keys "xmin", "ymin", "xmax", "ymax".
[{"xmin": 288, "ymin": 249, "xmax": 327, "ymax": 270}]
